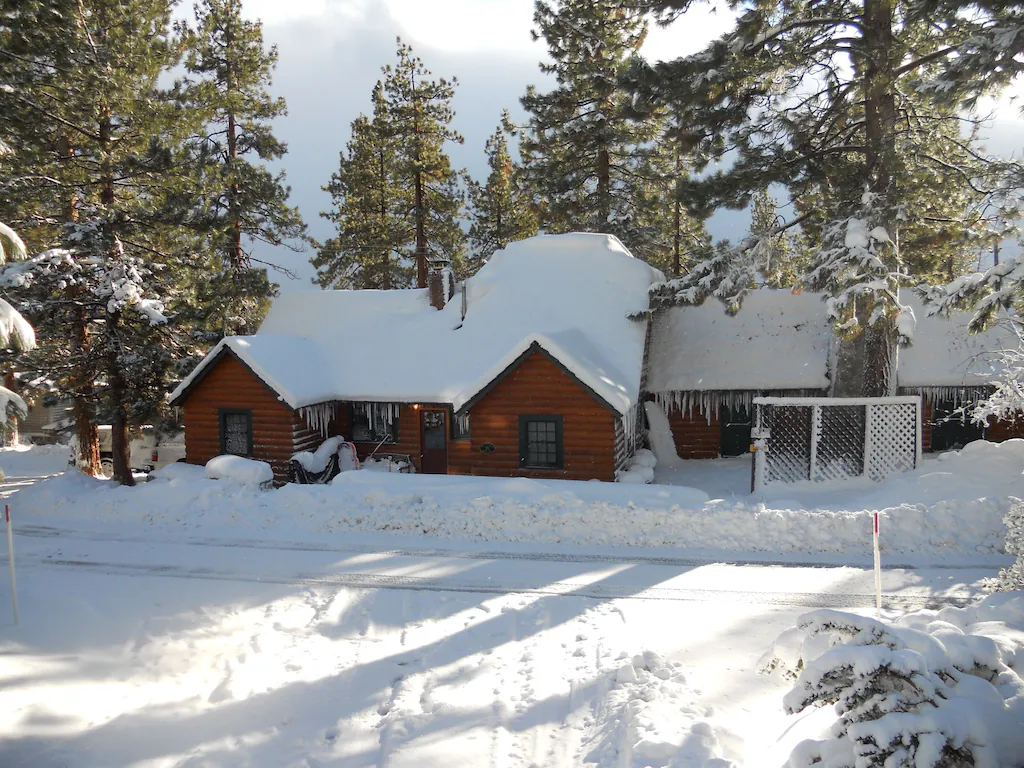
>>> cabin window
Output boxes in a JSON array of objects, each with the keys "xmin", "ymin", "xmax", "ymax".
[
  {"xmin": 350, "ymin": 402, "xmax": 400, "ymax": 443},
  {"xmin": 518, "ymin": 415, "xmax": 563, "ymax": 469},
  {"xmin": 219, "ymin": 409, "xmax": 252, "ymax": 456},
  {"xmin": 452, "ymin": 411, "xmax": 471, "ymax": 440}
]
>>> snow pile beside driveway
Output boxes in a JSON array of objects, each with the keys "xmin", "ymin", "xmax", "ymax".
[{"xmin": 12, "ymin": 440, "xmax": 1024, "ymax": 560}]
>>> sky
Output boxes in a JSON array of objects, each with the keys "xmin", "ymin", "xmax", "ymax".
[{"xmin": 196, "ymin": 0, "xmax": 1024, "ymax": 290}]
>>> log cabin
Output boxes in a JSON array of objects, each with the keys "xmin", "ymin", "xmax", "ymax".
[
  {"xmin": 171, "ymin": 234, "xmax": 1022, "ymax": 484},
  {"xmin": 169, "ymin": 234, "xmax": 661, "ymax": 484},
  {"xmin": 644, "ymin": 289, "xmax": 1021, "ymax": 459}
]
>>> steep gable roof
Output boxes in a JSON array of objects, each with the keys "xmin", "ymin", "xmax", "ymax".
[{"xmin": 171, "ymin": 233, "xmax": 663, "ymax": 414}]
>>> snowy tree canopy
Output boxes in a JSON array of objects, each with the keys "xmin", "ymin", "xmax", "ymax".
[{"xmin": 0, "ymin": 222, "xmax": 28, "ymax": 265}]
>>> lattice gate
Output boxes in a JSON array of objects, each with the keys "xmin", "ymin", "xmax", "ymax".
[{"xmin": 752, "ymin": 396, "xmax": 922, "ymax": 490}]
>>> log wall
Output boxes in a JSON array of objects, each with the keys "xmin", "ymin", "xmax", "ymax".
[
  {"xmin": 448, "ymin": 351, "xmax": 618, "ymax": 481},
  {"xmin": 665, "ymin": 405, "xmax": 722, "ymax": 459},
  {"xmin": 182, "ymin": 354, "xmax": 297, "ymax": 484}
]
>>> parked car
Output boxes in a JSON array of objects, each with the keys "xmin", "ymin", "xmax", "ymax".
[
  {"xmin": 130, "ymin": 426, "xmax": 186, "ymax": 473},
  {"xmin": 69, "ymin": 425, "xmax": 185, "ymax": 476}
]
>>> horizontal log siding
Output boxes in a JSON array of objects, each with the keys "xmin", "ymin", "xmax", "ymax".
[
  {"xmin": 182, "ymin": 354, "xmax": 297, "ymax": 484},
  {"xmin": 666, "ymin": 405, "xmax": 721, "ymax": 459},
  {"xmin": 448, "ymin": 351, "xmax": 617, "ymax": 481}
]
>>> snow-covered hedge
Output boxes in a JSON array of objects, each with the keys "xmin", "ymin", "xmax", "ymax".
[
  {"xmin": 759, "ymin": 596, "xmax": 1024, "ymax": 766},
  {"xmin": 205, "ymin": 455, "xmax": 273, "ymax": 486},
  {"xmin": 999, "ymin": 501, "xmax": 1024, "ymax": 591}
]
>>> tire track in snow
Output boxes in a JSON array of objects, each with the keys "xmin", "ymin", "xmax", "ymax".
[
  {"xmin": 18, "ymin": 555, "xmax": 975, "ymax": 610},
  {"xmin": 12, "ymin": 524, "xmax": 997, "ymax": 571}
]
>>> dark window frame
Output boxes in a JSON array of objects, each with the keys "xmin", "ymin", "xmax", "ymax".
[
  {"xmin": 518, "ymin": 414, "xmax": 564, "ymax": 469},
  {"xmin": 218, "ymin": 408, "xmax": 253, "ymax": 456}
]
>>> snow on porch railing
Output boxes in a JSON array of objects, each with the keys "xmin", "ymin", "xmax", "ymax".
[{"xmin": 752, "ymin": 396, "xmax": 922, "ymax": 490}]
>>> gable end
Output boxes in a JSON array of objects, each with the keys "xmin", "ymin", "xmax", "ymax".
[
  {"xmin": 459, "ymin": 341, "xmax": 619, "ymax": 415},
  {"xmin": 169, "ymin": 346, "xmax": 291, "ymax": 410}
]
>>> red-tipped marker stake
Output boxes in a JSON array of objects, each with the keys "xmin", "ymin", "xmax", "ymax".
[
  {"xmin": 5, "ymin": 504, "xmax": 17, "ymax": 625},
  {"xmin": 873, "ymin": 512, "xmax": 882, "ymax": 617}
]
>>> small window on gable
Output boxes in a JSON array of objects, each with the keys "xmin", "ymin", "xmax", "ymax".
[
  {"xmin": 351, "ymin": 402, "xmax": 400, "ymax": 443},
  {"xmin": 518, "ymin": 415, "xmax": 563, "ymax": 469},
  {"xmin": 219, "ymin": 409, "xmax": 252, "ymax": 456},
  {"xmin": 452, "ymin": 411, "xmax": 471, "ymax": 440}
]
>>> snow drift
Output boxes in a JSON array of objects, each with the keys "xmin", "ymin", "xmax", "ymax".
[{"xmin": 11, "ymin": 440, "xmax": 1024, "ymax": 561}]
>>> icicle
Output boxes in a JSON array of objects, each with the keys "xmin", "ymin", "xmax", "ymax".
[{"xmin": 299, "ymin": 402, "xmax": 335, "ymax": 438}]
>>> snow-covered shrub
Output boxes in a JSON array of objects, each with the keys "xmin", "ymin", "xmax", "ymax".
[
  {"xmin": 998, "ymin": 501, "xmax": 1024, "ymax": 591},
  {"xmin": 759, "ymin": 605, "xmax": 1024, "ymax": 767},
  {"xmin": 615, "ymin": 448, "xmax": 657, "ymax": 484},
  {"xmin": 205, "ymin": 455, "xmax": 273, "ymax": 486}
]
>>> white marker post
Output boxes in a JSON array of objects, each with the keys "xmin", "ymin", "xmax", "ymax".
[
  {"xmin": 873, "ymin": 512, "xmax": 881, "ymax": 618},
  {"xmin": 5, "ymin": 504, "xmax": 17, "ymax": 625}
]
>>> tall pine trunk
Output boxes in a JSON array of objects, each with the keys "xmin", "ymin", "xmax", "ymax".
[
  {"xmin": 861, "ymin": 0, "xmax": 899, "ymax": 397},
  {"xmin": 412, "ymin": 69, "xmax": 428, "ymax": 289},
  {"xmin": 225, "ymin": 19, "xmax": 244, "ymax": 269},
  {"xmin": 59, "ymin": 129, "xmax": 101, "ymax": 475},
  {"xmin": 379, "ymin": 147, "xmax": 392, "ymax": 290},
  {"xmin": 71, "ymin": 306, "xmax": 100, "ymax": 475},
  {"xmin": 100, "ymin": 109, "xmax": 134, "ymax": 486},
  {"xmin": 106, "ymin": 309, "xmax": 133, "ymax": 486},
  {"xmin": 597, "ymin": 147, "xmax": 611, "ymax": 227}
]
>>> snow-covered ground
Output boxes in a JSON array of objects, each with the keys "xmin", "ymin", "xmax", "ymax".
[{"xmin": 0, "ymin": 444, "xmax": 1021, "ymax": 766}]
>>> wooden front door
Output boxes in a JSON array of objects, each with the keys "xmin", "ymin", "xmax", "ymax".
[{"xmin": 420, "ymin": 409, "xmax": 448, "ymax": 474}]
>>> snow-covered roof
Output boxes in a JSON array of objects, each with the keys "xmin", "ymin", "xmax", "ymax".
[
  {"xmin": 897, "ymin": 302, "xmax": 1016, "ymax": 388},
  {"xmin": 647, "ymin": 291, "xmax": 1019, "ymax": 393},
  {"xmin": 170, "ymin": 234, "xmax": 663, "ymax": 415},
  {"xmin": 646, "ymin": 291, "xmax": 833, "ymax": 393}
]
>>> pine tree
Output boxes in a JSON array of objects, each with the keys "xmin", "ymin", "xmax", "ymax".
[
  {"xmin": 0, "ymin": 0, "xmax": 105, "ymax": 474},
  {"xmin": 0, "ymin": 220, "xmax": 35, "ymax": 429},
  {"xmin": 383, "ymin": 39, "xmax": 465, "ymax": 287},
  {"xmin": 467, "ymin": 111, "xmax": 538, "ymax": 265},
  {"xmin": 177, "ymin": 0, "xmax": 305, "ymax": 337},
  {"xmin": 631, "ymin": 0, "xmax": 1023, "ymax": 396},
  {"xmin": 749, "ymin": 188, "xmax": 806, "ymax": 289},
  {"xmin": 639, "ymin": 105, "xmax": 710, "ymax": 277},
  {"xmin": 313, "ymin": 84, "xmax": 414, "ymax": 289},
  {"xmin": 0, "ymin": 0, "xmax": 200, "ymax": 485},
  {"xmin": 521, "ymin": 0, "xmax": 667, "ymax": 261}
]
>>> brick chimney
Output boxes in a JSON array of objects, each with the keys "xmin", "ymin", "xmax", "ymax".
[{"xmin": 428, "ymin": 258, "xmax": 455, "ymax": 310}]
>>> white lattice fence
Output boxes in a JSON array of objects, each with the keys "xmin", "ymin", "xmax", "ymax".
[{"xmin": 752, "ymin": 396, "xmax": 921, "ymax": 489}]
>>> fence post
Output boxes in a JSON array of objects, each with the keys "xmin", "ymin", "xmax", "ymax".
[
  {"xmin": 914, "ymin": 396, "xmax": 923, "ymax": 469},
  {"xmin": 809, "ymin": 404, "xmax": 821, "ymax": 481},
  {"xmin": 5, "ymin": 505, "xmax": 17, "ymax": 625},
  {"xmin": 873, "ymin": 511, "xmax": 882, "ymax": 617},
  {"xmin": 863, "ymin": 403, "xmax": 875, "ymax": 481}
]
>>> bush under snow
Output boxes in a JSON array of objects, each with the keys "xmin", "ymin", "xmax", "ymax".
[
  {"xmin": 999, "ymin": 501, "xmax": 1024, "ymax": 591},
  {"xmin": 759, "ymin": 595, "xmax": 1024, "ymax": 767},
  {"xmin": 616, "ymin": 447, "xmax": 657, "ymax": 484},
  {"xmin": 205, "ymin": 455, "xmax": 273, "ymax": 486}
]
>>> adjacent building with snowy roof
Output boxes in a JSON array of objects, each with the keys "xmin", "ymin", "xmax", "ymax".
[
  {"xmin": 170, "ymin": 234, "xmax": 663, "ymax": 483},
  {"xmin": 646, "ymin": 290, "xmax": 1022, "ymax": 458}
]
